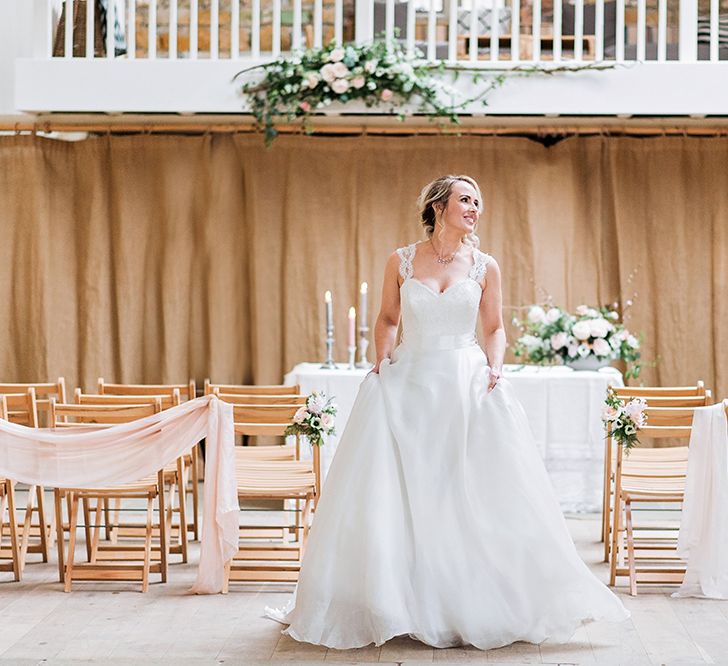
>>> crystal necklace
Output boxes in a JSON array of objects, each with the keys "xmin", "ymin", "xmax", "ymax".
[{"xmin": 431, "ymin": 240, "xmax": 462, "ymax": 265}]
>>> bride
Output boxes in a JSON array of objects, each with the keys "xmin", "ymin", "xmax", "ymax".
[{"xmin": 266, "ymin": 174, "xmax": 630, "ymax": 649}]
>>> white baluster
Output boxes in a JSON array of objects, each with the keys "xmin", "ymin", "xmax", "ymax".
[
  {"xmin": 574, "ymin": 0, "xmax": 583, "ymax": 60},
  {"xmin": 273, "ymin": 0, "xmax": 282, "ymax": 54},
  {"xmin": 532, "ymin": 0, "xmax": 541, "ymax": 61},
  {"xmin": 293, "ymin": 0, "xmax": 302, "ymax": 49},
  {"xmin": 170, "ymin": 0, "xmax": 178, "ymax": 58},
  {"xmin": 595, "ymin": 0, "xmax": 604, "ymax": 60},
  {"xmin": 386, "ymin": 0, "xmax": 395, "ymax": 41},
  {"xmin": 448, "ymin": 0, "xmax": 458, "ymax": 62},
  {"xmin": 427, "ymin": 0, "xmax": 436, "ymax": 60},
  {"xmin": 210, "ymin": 0, "xmax": 218, "ymax": 58},
  {"xmin": 490, "ymin": 0, "xmax": 500, "ymax": 61},
  {"xmin": 710, "ymin": 0, "xmax": 719, "ymax": 61},
  {"xmin": 314, "ymin": 0, "xmax": 323, "ymax": 47},
  {"xmin": 511, "ymin": 0, "xmax": 520, "ymax": 61},
  {"xmin": 679, "ymin": 0, "xmax": 697, "ymax": 61},
  {"xmin": 553, "ymin": 0, "xmax": 562, "ymax": 61},
  {"xmin": 190, "ymin": 0, "xmax": 198, "ymax": 58},
  {"xmin": 469, "ymin": 0, "xmax": 478, "ymax": 62},
  {"xmin": 616, "ymin": 0, "xmax": 624, "ymax": 60},
  {"xmin": 251, "ymin": 0, "xmax": 260, "ymax": 56},
  {"xmin": 406, "ymin": 0, "xmax": 416, "ymax": 54},
  {"xmin": 636, "ymin": 0, "xmax": 645, "ymax": 60},
  {"xmin": 86, "ymin": 0, "xmax": 94, "ymax": 58},
  {"xmin": 657, "ymin": 0, "xmax": 666, "ymax": 60},
  {"xmin": 231, "ymin": 0, "xmax": 239, "ymax": 58},
  {"xmin": 64, "ymin": 0, "xmax": 73, "ymax": 58}
]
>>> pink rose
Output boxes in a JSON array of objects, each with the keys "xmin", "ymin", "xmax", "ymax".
[
  {"xmin": 329, "ymin": 47, "xmax": 346, "ymax": 62},
  {"xmin": 299, "ymin": 100, "xmax": 311, "ymax": 112},
  {"xmin": 602, "ymin": 405, "xmax": 619, "ymax": 422},
  {"xmin": 380, "ymin": 89, "xmax": 393, "ymax": 102},
  {"xmin": 352, "ymin": 75, "xmax": 366, "ymax": 89},
  {"xmin": 550, "ymin": 332, "xmax": 568, "ymax": 350},
  {"xmin": 592, "ymin": 338, "xmax": 611, "ymax": 357},
  {"xmin": 321, "ymin": 413, "xmax": 334, "ymax": 429},
  {"xmin": 293, "ymin": 407, "xmax": 307, "ymax": 424}
]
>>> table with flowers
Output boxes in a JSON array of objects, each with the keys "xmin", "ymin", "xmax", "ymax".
[{"xmin": 284, "ymin": 362, "xmax": 623, "ymax": 513}]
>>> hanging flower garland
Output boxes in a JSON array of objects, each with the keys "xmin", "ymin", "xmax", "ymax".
[{"xmin": 233, "ymin": 34, "xmax": 612, "ymax": 145}]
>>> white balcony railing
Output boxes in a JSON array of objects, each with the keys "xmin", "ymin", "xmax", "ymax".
[
  {"xmin": 11, "ymin": 0, "xmax": 728, "ymax": 116},
  {"xmin": 39, "ymin": 0, "xmax": 727, "ymax": 65}
]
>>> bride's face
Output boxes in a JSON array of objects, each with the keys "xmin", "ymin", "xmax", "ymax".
[{"xmin": 436, "ymin": 181, "xmax": 481, "ymax": 237}]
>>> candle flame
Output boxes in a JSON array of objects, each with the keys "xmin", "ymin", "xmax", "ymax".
[
  {"xmin": 349, "ymin": 306, "xmax": 356, "ymax": 318},
  {"xmin": 324, "ymin": 290, "xmax": 332, "ymax": 302},
  {"xmin": 360, "ymin": 282, "xmax": 368, "ymax": 294}
]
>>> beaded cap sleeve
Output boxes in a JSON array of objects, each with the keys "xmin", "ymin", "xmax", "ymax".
[
  {"xmin": 469, "ymin": 249, "xmax": 492, "ymax": 285},
  {"xmin": 396, "ymin": 243, "xmax": 417, "ymax": 280}
]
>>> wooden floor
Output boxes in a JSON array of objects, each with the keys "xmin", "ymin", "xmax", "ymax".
[{"xmin": 1, "ymin": 513, "xmax": 727, "ymax": 665}]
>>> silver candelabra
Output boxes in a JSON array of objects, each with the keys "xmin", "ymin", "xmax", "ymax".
[
  {"xmin": 321, "ymin": 321, "xmax": 337, "ymax": 369},
  {"xmin": 356, "ymin": 325, "xmax": 373, "ymax": 369}
]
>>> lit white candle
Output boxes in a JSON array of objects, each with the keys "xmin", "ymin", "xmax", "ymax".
[
  {"xmin": 325, "ymin": 290, "xmax": 333, "ymax": 330},
  {"xmin": 348, "ymin": 306, "xmax": 356, "ymax": 348},
  {"xmin": 359, "ymin": 282, "xmax": 368, "ymax": 327}
]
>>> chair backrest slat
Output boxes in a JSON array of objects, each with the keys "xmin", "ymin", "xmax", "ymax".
[
  {"xmin": 50, "ymin": 398, "xmax": 161, "ymax": 428},
  {"xmin": 0, "ymin": 389, "xmax": 39, "ymax": 428},
  {"xmin": 204, "ymin": 380, "xmax": 300, "ymax": 396},
  {"xmin": 0, "ymin": 379, "xmax": 65, "ymax": 424},
  {"xmin": 97, "ymin": 378, "xmax": 196, "ymax": 401},
  {"xmin": 75, "ymin": 389, "xmax": 180, "ymax": 410}
]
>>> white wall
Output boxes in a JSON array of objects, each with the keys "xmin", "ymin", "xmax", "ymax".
[{"xmin": 0, "ymin": 0, "xmax": 43, "ymax": 117}]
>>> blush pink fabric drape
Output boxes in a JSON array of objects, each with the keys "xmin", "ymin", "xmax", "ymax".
[{"xmin": 0, "ymin": 394, "xmax": 238, "ymax": 594}]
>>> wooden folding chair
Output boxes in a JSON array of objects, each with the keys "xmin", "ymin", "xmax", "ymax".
[
  {"xmin": 0, "ymin": 379, "xmax": 67, "ymax": 425},
  {"xmin": 0, "ymin": 388, "xmax": 53, "ymax": 570},
  {"xmin": 49, "ymin": 399, "xmax": 169, "ymax": 592},
  {"xmin": 74, "ymin": 389, "xmax": 189, "ymax": 563},
  {"xmin": 97, "ymin": 379, "xmax": 200, "ymax": 542},
  {"xmin": 0, "ymin": 396, "xmax": 21, "ymax": 582},
  {"xmin": 609, "ymin": 405, "xmax": 701, "ymax": 595},
  {"xmin": 602, "ymin": 382, "xmax": 711, "ymax": 562},
  {"xmin": 218, "ymin": 400, "xmax": 320, "ymax": 591}
]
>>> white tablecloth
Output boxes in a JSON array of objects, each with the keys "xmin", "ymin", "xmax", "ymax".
[{"xmin": 284, "ymin": 362, "xmax": 623, "ymax": 513}]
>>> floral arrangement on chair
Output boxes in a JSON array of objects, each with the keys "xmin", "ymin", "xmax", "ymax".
[
  {"xmin": 602, "ymin": 387, "xmax": 647, "ymax": 454},
  {"xmin": 284, "ymin": 391, "xmax": 338, "ymax": 447},
  {"xmin": 511, "ymin": 303, "xmax": 642, "ymax": 379}
]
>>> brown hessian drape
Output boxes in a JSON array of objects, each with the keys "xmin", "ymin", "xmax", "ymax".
[{"xmin": 0, "ymin": 133, "xmax": 726, "ymax": 398}]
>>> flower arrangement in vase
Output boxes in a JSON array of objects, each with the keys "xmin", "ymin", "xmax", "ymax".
[{"xmin": 512, "ymin": 303, "xmax": 642, "ymax": 379}]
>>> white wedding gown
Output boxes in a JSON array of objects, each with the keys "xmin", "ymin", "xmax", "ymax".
[{"xmin": 266, "ymin": 242, "xmax": 630, "ymax": 649}]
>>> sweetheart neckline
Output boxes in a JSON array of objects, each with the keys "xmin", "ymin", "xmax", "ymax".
[{"xmin": 402, "ymin": 277, "xmax": 480, "ymax": 298}]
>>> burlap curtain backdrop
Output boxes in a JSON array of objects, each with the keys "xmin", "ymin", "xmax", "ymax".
[{"xmin": 0, "ymin": 134, "xmax": 726, "ymax": 398}]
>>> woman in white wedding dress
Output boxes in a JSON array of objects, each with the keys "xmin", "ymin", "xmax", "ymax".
[{"xmin": 266, "ymin": 174, "xmax": 630, "ymax": 649}]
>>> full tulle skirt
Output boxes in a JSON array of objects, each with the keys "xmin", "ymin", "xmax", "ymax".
[{"xmin": 266, "ymin": 341, "xmax": 630, "ymax": 650}]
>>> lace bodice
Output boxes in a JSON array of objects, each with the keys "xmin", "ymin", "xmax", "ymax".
[{"xmin": 396, "ymin": 242, "xmax": 493, "ymax": 346}]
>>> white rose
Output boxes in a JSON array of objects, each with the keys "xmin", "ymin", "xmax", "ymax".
[
  {"xmin": 576, "ymin": 305, "xmax": 590, "ymax": 316},
  {"xmin": 331, "ymin": 78, "xmax": 350, "ymax": 94},
  {"xmin": 306, "ymin": 72, "xmax": 321, "ymax": 87},
  {"xmin": 320, "ymin": 63, "xmax": 337, "ymax": 83},
  {"xmin": 572, "ymin": 320, "xmax": 592, "ymax": 341},
  {"xmin": 364, "ymin": 60, "xmax": 378, "ymax": 73},
  {"xmin": 519, "ymin": 335, "xmax": 541, "ymax": 350},
  {"xmin": 567, "ymin": 344, "xmax": 579, "ymax": 358},
  {"xmin": 602, "ymin": 405, "xmax": 620, "ymax": 422},
  {"xmin": 627, "ymin": 335, "xmax": 640, "ymax": 349},
  {"xmin": 546, "ymin": 308, "xmax": 561, "ymax": 324},
  {"xmin": 577, "ymin": 343, "xmax": 591, "ymax": 358},
  {"xmin": 550, "ymin": 332, "xmax": 568, "ymax": 350},
  {"xmin": 293, "ymin": 406, "xmax": 307, "ymax": 424},
  {"xmin": 609, "ymin": 336, "xmax": 621, "ymax": 350},
  {"xmin": 592, "ymin": 338, "xmax": 611, "ymax": 357},
  {"xmin": 527, "ymin": 306, "xmax": 546, "ymax": 324},
  {"xmin": 589, "ymin": 318, "xmax": 611, "ymax": 339},
  {"xmin": 331, "ymin": 62, "xmax": 349, "ymax": 78},
  {"xmin": 321, "ymin": 413, "xmax": 334, "ymax": 429},
  {"xmin": 329, "ymin": 47, "xmax": 346, "ymax": 62}
]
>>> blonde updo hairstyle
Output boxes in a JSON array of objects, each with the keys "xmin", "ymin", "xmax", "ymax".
[{"xmin": 417, "ymin": 175, "xmax": 482, "ymax": 249}]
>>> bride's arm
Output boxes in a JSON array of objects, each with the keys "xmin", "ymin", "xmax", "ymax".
[
  {"xmin": 479, "ymin": 258, "xmax": 506, "ymax": 392},
  {"xmin": 371, "ymin": 252, "xmax": 402, "ymax": 374}
]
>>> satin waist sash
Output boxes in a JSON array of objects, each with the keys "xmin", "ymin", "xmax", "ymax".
[{"xmin": 400, "ymin": 332, "xmax": 478, "ymax": 352}]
